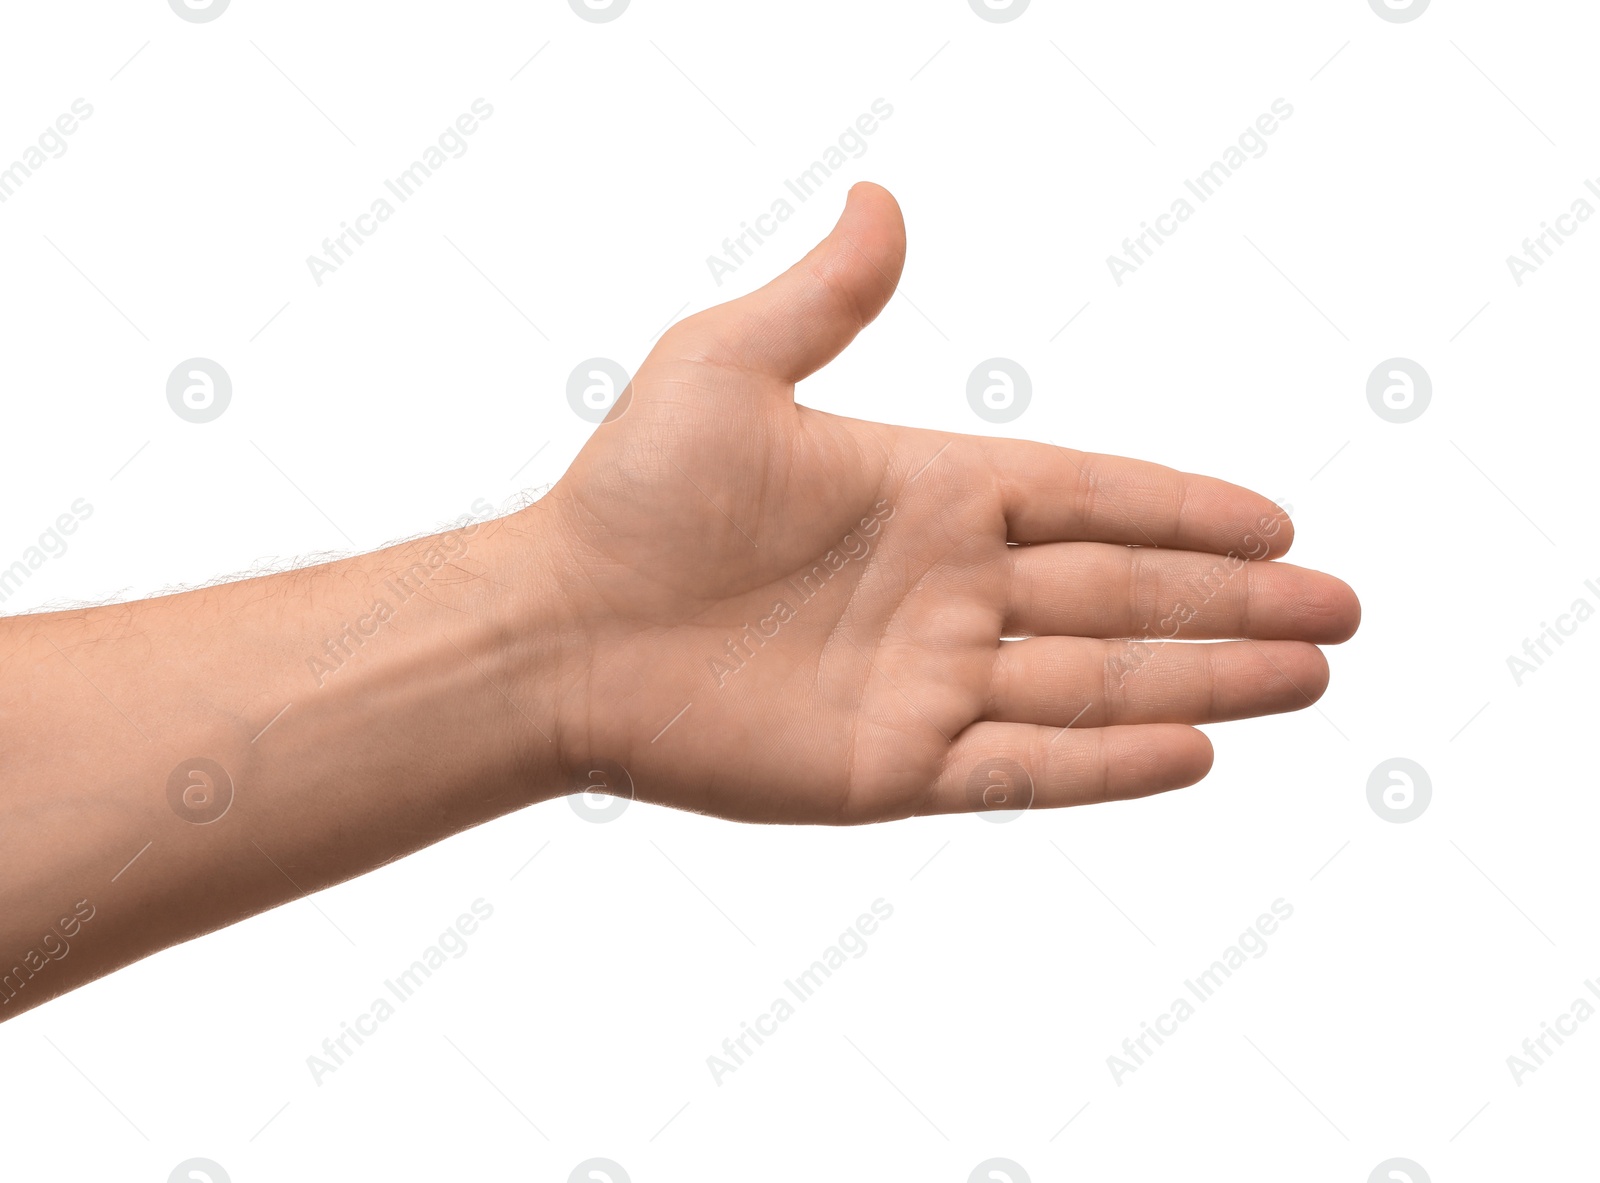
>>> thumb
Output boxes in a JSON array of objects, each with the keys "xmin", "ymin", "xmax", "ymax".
[{"xmin": 688, "ymin": 182, "xmax": 906, "ymax": 386}]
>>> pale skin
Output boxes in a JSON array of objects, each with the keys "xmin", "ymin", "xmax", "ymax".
[{"xmin": 0, "ymin": 184, "xmax": 1358, "ymax": 1019}]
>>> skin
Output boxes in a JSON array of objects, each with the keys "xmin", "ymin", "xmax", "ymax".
[{"xmin": 0, "ymin": 183, "xmax": 1359, "ymax": 1020}]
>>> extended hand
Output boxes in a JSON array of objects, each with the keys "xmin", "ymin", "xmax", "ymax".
[{"xmin": 538, "ymin": 183, "xmax": 1360, "ymax": 824}]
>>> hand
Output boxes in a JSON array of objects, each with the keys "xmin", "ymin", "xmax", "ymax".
[
  {"xmin": 0, "ymin": 182, "xmax": 1361, "ymax": 1017},
  {"xmin": 536, "ymin": 183, "xmax": 1360, "ymax": 824}
]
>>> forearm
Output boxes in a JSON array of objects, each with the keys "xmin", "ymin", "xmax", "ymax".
[{"xmin": 0, "ymin": 507, "xmax": 574, "ymax": 1019}]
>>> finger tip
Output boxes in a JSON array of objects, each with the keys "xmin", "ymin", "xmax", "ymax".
[
  {"xmin": 1297, "ymin": 644, "xmax": 1333, "ymax": 703},
  {"xmin": 849, "ymin": 179, "xmax": 890, "ymax": 203},
  {"xmin": 1324, "ymin": 578, "xmax": 1362, "ymax": 643},
  {"xmin": 1343, "ymin": 583, "xmax": 1363, "ymax": 639},
  {"xmin": 837, "ymin": 182, "xmax": 907, "ymax": 283},
  {"xmin": 1178, "ymin": 725, "xmax": 1216, "ymax": 785},
  {"xmin": 1235, "ymin": 493, "xmax": 1294, "ymax": 558},
  {"xmin": 1265, "ymin": 505, "xmax": 1295, "ymax": 557}
]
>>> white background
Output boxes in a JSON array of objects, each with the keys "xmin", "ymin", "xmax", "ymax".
[{"xmin": 1, "ymin": 1, "xmax": 1595, "ymax": 1179}]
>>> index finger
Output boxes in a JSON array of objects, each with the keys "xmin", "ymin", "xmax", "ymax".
[{"xmin": 989, "ymin": 439, "xmax": 1295, "ymax": 557}]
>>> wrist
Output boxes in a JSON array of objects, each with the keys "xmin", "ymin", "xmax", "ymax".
[
  {"xmin": 488, "ymin": 490, "xmax": 648, "ymax": 812},
  {"xmin": 464, "ymin": 501, "xmax": 588, "ymax": 805}
]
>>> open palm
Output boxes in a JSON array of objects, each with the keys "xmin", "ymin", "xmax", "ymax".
[{"xmin": 541, "ymin": 184, "xmax": 1359, "ymax": 824}]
